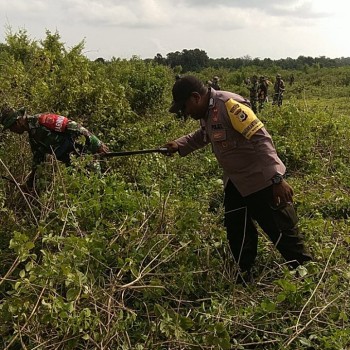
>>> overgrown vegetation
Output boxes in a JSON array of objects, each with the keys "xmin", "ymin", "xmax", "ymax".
[{"xmin": 1, "ymin": 30, "xmax": 350, "ymax": 349}]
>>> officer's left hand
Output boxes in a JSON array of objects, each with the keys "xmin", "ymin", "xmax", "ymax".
[
  {"xmin": 272, "ymin": 180, "xmax": 294, "ymax": 206},
  {"xmin": 161, "ymin": 141, "xmax": 179, "ymax": 157}
]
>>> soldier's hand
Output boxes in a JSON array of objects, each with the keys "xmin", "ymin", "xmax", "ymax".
[
  {"xmin": 162, "ymin": 141, "xmax": 179, "ymax": 157},
  {"xmin": 97, "ymin": 143, "xmax": 109, "ymax": 154}
]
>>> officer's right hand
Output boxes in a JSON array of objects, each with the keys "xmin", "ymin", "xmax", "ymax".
[
  {"xmin": 272, "ymin": 180, "xmax": 294, "ymax": 206},
  {"xmin": 162, "ymin": 141, "xmax": 179, "ymax": 157}
]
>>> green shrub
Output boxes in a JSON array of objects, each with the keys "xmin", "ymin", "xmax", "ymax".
[{"xmin": 1, "ymin": 29, "xmax": 350, "ymax": 350}]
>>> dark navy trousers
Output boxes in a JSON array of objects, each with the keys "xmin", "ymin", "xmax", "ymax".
[{"xmin": 224, "ymin": 180, "xmax": 312, "ymax": 271}]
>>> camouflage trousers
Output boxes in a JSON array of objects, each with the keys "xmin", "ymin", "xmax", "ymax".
[
  {"xmin": 272, "ymin": 92, "xmax": 284, "ymax": 106},
  {"xmin": 250, "ymin": 97, "xmax": 258, "ymax": 114},
  {"xmin": 258, "ymin": 97, "xmax": 267, "ymax": 112}
]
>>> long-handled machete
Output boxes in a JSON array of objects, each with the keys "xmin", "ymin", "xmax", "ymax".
[{"xmin": 100, "ymin": 147, "xmax": 169, "ymax": 158}]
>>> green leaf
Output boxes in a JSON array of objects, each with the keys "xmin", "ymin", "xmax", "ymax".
[
  {"xmin": 25, "ymin": 242, "xmax": 35, "ymax": 250},
  {"xmin": 215, "ymin": 322, "xmax": 226, "ymax": 333},
  {"xmin": 66, "ymin": 288, "xmax": 80, "ymax": 301},
  {"xmin": 218, "ymin": 337, "xmax": 231, "ymax": 350},
  {"xmin": 25, "ymin": 261, "xmax": 34, "ymax": 271},
  {"xmin": 296, "ymin": 265, "xmax": 308, "ymax": 277},
  {"xmin": 14, "ymin": 281, "xmax": 21, "ymax": 291},
  {"xmin": 299, "ymin": 337, "xmax": 312, "ymax": 347},
  {"xmin": 59, "ymin": 311, "xmax": 69, "ymax": 319},
  {"xmin": 276, "ymin": 293, "xmax": 286, "ymax": 303},
  {"xmin": 179, "ymin": 316, "xmax": 193, "ymax": 330},
  {"xmin": 261, "ymin": 300, "xmax": 276, "ymax": 312}
]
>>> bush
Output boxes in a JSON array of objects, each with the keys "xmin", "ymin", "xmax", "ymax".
[{"xmin": 2, "ymin": 29, "xmax": 350, "ymax": 349}]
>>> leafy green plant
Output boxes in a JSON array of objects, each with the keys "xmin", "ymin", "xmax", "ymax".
[{"xmin": 2, "ymin": 29, "xmax": 350, "ymax": 349}]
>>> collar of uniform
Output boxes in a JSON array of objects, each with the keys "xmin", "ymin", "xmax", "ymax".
[
  {"xmin": 208, "ymin": 87, "xmax": 217, "ymax": 109},
  {"xmin": 26, "ymin": 115, "xmax": 39, "ymax": 130},
  {"xmin": 203, "ymin": 88, "xmax": 217, "ymax": 121}
]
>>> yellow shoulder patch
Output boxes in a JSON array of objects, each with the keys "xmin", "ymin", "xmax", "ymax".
[{"xmin": 225, "ymin": 98, "xmax": 264, "ymax": 139}]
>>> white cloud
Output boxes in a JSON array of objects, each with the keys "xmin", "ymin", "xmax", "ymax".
[
  {"xmin": 175, "ymin": 0, "xmax": 330, "ymax": 18},
  {"xmin": 0, "ymin": 0, "xmax": 47, "ymax": 13},
  {"xmin": 56, "ymin": 0, "xmax": 170, "ymax": 28},
  {"xmin": 0, "ymin": 0, "xmax": 349, "ymax": 60}
]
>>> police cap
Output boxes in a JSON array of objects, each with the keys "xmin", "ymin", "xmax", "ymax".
[{"xmin": 169, "ymin": 75, "xmax": 205, "ymax": 114}]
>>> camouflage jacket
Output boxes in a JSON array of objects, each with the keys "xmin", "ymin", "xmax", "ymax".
[
  {"xmin": 258, "ymin": 81, "xmax": 268, "ymax": 99},
  {"xmin": 274, "ymin": 79, "xmax": 285, "ymax": 93},
  {"xmin": 249, "ymin": 81, "xmax": 259, "ymax": 99},
  {"xmin": 26, "ymin": 114, "xmax": 103, "ymax": 169},
  {"xmin": 211, "ymin": 82, "xmax": 221, "ymax": 90}
]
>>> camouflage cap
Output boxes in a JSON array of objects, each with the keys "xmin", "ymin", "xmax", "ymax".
[{"xmin": 0, "ymin": 107, "xmax": 24, "ymax": 130}]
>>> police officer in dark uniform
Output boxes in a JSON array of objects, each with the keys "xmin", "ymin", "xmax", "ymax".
[{"xmin": 162, "ymin": 76, "xmax": 312, "ymax": 283}]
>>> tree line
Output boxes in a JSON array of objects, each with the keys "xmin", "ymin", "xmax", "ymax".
[
  {"xmin": 2, "ymin": 36, "xmax": 350, "ymax": 73},
  {"xmin": 150, "ymin": 49, "xmax": 350, "ymax": 72}
]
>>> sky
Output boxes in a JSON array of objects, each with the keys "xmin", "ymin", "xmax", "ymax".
[{"xmin": 0, "ymin": 0, "xmax": 349, "ymax": 61}]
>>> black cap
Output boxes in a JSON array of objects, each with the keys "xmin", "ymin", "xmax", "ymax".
[{"xmin": 169, "ymin": 75, "xmax": 205, "ymax": 114}]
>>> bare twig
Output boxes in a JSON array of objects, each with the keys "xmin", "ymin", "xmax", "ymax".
[
  {"xmin": 4, "ymin": 283, "xmax": 47, "ymax": 350},
  {"xmin": 294, "ymin": 235, "xmax": 339, "ymax": 332}
]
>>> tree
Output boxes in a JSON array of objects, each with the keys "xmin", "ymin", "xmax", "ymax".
[
  {"xmin": 153, "ymin": 53, "xmax": 166, "ymax": 65},
  {"xmin": 165, "ymin": 49, "xmax": 209, "ymax": 72}
]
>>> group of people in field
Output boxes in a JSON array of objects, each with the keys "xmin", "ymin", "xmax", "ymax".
[
  {"xmin": 247, "ymin": 74, "xmax": 286, "ymax": 113},
  {"xmin": 203, "ymin": 73, "xmax": 288, "ymax": 115},
  {"xmin": 1, "ymin": 71, "xmax": 311, "ymax": 285}
]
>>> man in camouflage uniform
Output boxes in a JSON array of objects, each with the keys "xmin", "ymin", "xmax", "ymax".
[
  {"xmin": 289, "ymin": 74, "xmax": 295, "ymax": 86},
  {"xmin": 249, "ymin": 75, "xmax": 259, "ymax": 113},
  {"xmin": 272, "ymin": 74, "xmax": 285, "ymax": 107},
  {"xmin": 0, "ymin": 106, "xmax": 109, "ymax": 189},
  {"xmin": 257, "ymin": 76, "xmax": 269, "ymax": 112},
  {"xmin": 211, "ymin": 76, "xmax": 221, "ymax": 90}
]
